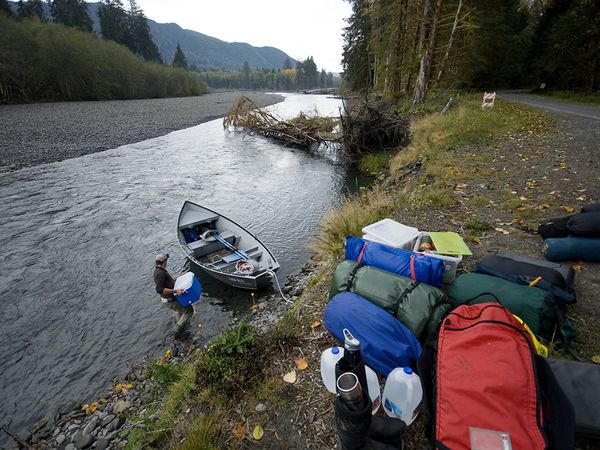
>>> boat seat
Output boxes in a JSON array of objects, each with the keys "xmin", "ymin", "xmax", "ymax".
[
  {"xmin": 188, "ymin": 231, "xmax": 237, "ymax": 258},
  {"xmin": 209, "ymin": 248, "xmax": 263, "ymax": 270}
]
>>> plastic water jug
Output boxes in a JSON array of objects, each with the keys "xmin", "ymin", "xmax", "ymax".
[
  {"xmin": 382, "ymin": 367, "xmax": 423, "ymax": 425},
  {"xmin": 320, "ymin": 347, "xmax": 381, "ymax": 413}
]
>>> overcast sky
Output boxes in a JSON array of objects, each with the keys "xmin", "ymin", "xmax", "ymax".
[{"xmin": 133, "ymin": 0, "xmax": 353, "ymax": 73}]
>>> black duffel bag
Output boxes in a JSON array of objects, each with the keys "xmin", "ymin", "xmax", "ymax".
[
  {"xmin": 547, "ymin": 358, "xmax": 600, "ymax": 440},
  {"xmin": 581, "ymin": 202, "xmax": 600, "ymax": 213},
  {"xmin": 539, "ymin": 203, "xmax": 600, "ymax": 238},
  {"xmin": 474, "ymin": 251, "xmax": 576, "ymax": 305},
  {"xmin": 566, "ymin": 212, "xmax": 600, "ymax": 237}
]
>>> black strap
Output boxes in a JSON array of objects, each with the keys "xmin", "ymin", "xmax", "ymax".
[
  {"xmin": 434, "ymin": 439, "xmax": 452, "ymax": 450},
  {"xmin": 345, "ymin": 263, "xmax": 364, "ymax": 291},
  {"xmin": 464, "ymin": 292, "xmax": 502, "ymax": 305},
  {"xmin": 393, "ymin": 281, "xmax": 421, "ymax": 317}
]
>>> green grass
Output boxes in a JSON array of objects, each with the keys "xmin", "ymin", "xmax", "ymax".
[
  {"xmin": 465, "ymin": 219, "xmax": 493, "ymax": 234},
  {"xmin": 309, "ymin": 185, "xmax": 394, "ymax": 260},
  {"xmin": 125, "ymin": 362, "xmax": 198, "ymax": 450},
  {"xmin": 389, "ymin": 96, "xmax": 554, "ymax": 186},
  {"xmin": 360, "ymin": 151, "xmax": 393, "ymax": 174},
  {"xmin": 196, "ymin": 323, "xmax": 263, "ymax": 395}
]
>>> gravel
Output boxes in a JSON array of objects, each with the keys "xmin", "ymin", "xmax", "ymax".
[{"xmin": 0, "ymin": 91, "xmax": 284, "ymax": 172}]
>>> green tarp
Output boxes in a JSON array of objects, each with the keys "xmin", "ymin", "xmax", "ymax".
[{"xmin": 330, "ymin": 260, "xmax": 450, "ymax": 341}]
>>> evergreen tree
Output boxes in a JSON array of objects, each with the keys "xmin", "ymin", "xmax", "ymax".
[
  {"xmin": 241, "ymin": 61, "xmax": 251, "ymax": 87},
  {"xmin": 172, "ymin": 42, "xmax": 188, "ymax": 69},
  {"xmin": 99, "ymin": 0, "xmax": 129, "ymax": 45},
  {"xmin": 295, "ymin": 60, "xmax": 305, "ymax": 89},
  {"xmin": 126, "ymin": 0, "xmax": 161, "ymax": 62},
  {"xmin": 18, "ymin": 0, "xmax": 46, "ymax": 21},
  {"xmin": 50, "ymin": 0, "xmax": 92, "ymax": 31},
  {"xmin": 282, "ymin": 57, "xmax": 292, "ymax": 70},
  {"xmin": 303, "ymin": 56, "xmax": 319, "ymax": 88},
  {"xmin": 0, "ymin": 0, "xmax": 13, "ymax": 17},
  {"xmin": 320, "ymin": 69, "xmax": 327, "ymax": 88},
  {"xmin": 342, "ymin": 0, "xmax": 372, "ymax": 92}
]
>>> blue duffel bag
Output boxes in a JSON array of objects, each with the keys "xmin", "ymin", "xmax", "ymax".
[
  {"xmin": 544, "ymin": 237, "xmax": 600, "ymax": 263},
  {"xmin": 324, "ymin": 291, "xmax": 422, "ymax": 376},
  {"xmin": 345, "ymin": 236, "xmax": 445, "ymax": 287}
]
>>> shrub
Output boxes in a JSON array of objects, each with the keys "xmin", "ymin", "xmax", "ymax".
[{"xmin": 196, "ymin": 323, "xmax": 262, "ymax": 395}]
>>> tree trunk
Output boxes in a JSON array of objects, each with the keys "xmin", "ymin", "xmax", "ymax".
[
  {"xmin": 413, "ymin": 0, "xmax": 443, "ymax": 106},
  {"xmin": 435, "ymin": 0, "xmax": 463, "ymax": 85}
]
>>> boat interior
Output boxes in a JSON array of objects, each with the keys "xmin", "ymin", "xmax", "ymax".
[{"xmin": 178, "ymin": 207, "xmax": 265, "ymax": 275}]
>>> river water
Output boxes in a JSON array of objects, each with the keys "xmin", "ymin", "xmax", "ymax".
[{"xmin": 0, "ymin": 94, "xmax": 364, "ymax": 441}]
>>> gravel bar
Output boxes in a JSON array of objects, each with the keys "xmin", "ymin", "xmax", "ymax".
[{"xmin": 0, "ymin": 91, "xmax": 284, "ymax": 172}]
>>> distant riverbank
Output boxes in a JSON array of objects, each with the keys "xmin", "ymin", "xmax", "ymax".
[{"xmin": 0, "ymin": 91, "xmax": 283, "ymax": 172}]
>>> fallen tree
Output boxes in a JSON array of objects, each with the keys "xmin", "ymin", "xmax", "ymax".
[
  {"xmin": 223, "ymin": 96, "xmax": 341, "ymax": 148},
  {"xmin": 339, "ymin": 98, "xmax": 411, "ymax": 161}
]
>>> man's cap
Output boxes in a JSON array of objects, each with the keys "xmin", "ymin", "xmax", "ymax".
[{"xmin": 155, "ymin": 253, "xmax": 169, "ymax": 263}]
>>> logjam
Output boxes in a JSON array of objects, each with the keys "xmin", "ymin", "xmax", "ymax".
[
  {"xmin": 223, "ymin": 96, "xmax": 341, "ymax": 148},
  {"xmin": 339, "ymin": 98, "xmax": 410, "ymax": 161}
]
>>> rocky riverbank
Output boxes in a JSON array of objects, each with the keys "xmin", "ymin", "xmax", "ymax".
[
  {"xmin": 0, "ymin": 91, "xmax": 283, "ymax": 172},
  {"xmin": 9, "ymin": 267, "xmax": 312, "ymax": 450}
]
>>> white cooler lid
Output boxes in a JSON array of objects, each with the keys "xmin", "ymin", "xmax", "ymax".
[
  {"xmin": 174, "ymin": 272, "xmax": 194, "ymax": 291},
  {"xmin": 362, "ymin": 219, "xmax": 420, "ymax": 247}
]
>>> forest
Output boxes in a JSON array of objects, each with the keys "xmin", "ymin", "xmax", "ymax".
[
  {"xmin": 0, "ymin": 0, "xmax": 207, "ymax": 103},
  {"xmin": 341, "ymin": 0, "xmax": 600, "ymax": 105},
  {"xmin": 197, "ymin": 57, "xmax": 339, "ymax": 91}
]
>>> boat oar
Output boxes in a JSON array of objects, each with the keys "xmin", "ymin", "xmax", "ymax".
[{"xmin": 205, "ymin": 231, "xmax": 250, "ymax": 261}]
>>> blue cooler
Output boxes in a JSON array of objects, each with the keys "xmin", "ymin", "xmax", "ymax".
[{"xmin": 174, "ymin": 272, "xmax": 202, "ymax": 306}]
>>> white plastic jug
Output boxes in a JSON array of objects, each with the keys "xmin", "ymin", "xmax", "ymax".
[
  {"xmin": 382, "ymin": 367, "xmax": 423, "ymax": 425},
  {"xmin": 320, "ymin": 347, "xmax": 381, "ymax": 413}
]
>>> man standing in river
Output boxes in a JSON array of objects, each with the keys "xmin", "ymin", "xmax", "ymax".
[{"xmin": 154, "ymin": 253, "xmax": 193, "ymax": 335}]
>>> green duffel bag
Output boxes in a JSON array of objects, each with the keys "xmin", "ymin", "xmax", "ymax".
[
  {"xmin": 330, "ymin": 260, "xmax": 450, "ymax": 341},
  {"xmin": 447, "ymin": 273, "xmax": 575, "ymax": 346}
]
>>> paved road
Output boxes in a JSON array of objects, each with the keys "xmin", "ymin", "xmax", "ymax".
[{"xmin": 497, "ymin": 91, "xmax": 600, "ymax": 120}]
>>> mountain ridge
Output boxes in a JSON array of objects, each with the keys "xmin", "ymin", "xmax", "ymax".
[{"xmin": 7, "ymin": 1, "xmax": 298, "ymax": 71}]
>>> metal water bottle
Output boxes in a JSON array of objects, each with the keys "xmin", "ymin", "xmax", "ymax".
[{"xmin": 335, "ymin": 328, "xmax": 370, "ymax": 409}]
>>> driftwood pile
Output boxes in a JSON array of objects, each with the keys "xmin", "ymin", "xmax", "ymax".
[
  {"xmin": 223, "ymin": 96, "xmax": 340, "ymax": 148},
  {"xmin": 339, "ymin": 98, "xmax": 410, "ymax": 161}
]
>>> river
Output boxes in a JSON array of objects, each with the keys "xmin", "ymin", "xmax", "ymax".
[{"xmin": 0, "ymin": 93, "xmax": 366, "ymax": 442}]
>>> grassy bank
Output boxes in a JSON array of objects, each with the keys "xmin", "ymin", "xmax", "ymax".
[{"xmin": 114, "ymin": 95, "xmax": 598, "ymax": 449}]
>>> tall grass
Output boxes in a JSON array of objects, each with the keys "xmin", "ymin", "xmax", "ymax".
[{"xmin": 310, "ymin": 185, "xmax": 394, "ymax": 260}]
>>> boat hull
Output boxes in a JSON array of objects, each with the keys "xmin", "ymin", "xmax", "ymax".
[
  {"xmin": 188, "ymin": 259, "xmax": 275, "ymax": 290},
  {"xmin": 177, "ymin": 201, "xmax": 280, "ymax": 290}
]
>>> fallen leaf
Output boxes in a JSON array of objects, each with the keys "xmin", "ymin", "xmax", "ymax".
[
  {"xmin": 82, "ymin": 402, "xmax": 98, "ymax": 415},
  {"xmin": 283, "ymin": 370, "xmax": 297, "ymax": 383},
  {"xmin": 592, "ymin": 355, "xmax": 600, "ymax": 365},
  {"xmin": 232, "ymin": 423, "xmax": 246, "ymax": 440},
  {"xmin": 576, "ymin": 196, "xmax": 586, "ymax": 201},
  {"xmin": 310, "ymin": 320, "xmax": 321, "ymax": 329},
  {"xmin": 562, "ymin": 206, "xmax": 575, "ymax": 213},
  {"xmin": 252, "ymin": 425, "xmax": 264, "ymax": 440},
  {"xmin": 572, "ymin": 263, "xmax": 584, "ymax": 272},
  {"xmin": 296, "ymin": 357, "xmax": 308, "ymax": 371},
  {"xmin": 251, "ymin": 303, "xmax": 258, "ymax": 311},
  {"xmin": 471, "ymin": 236, "xmax": 481, "ymax": 245},
  {"xmin": 519, "ymin": 196, "xmax": 528, "ymax": 201},
  {"xmin": 115, "ymin": 383, "xmax": 134, "ymax": 395},
  {"xmin": 494, "ymin": 227, "xmax": 510, "ymax": 235},
  {"xmin": 537, "ymin": 204, "xmax": 550, "ymax": 210}
]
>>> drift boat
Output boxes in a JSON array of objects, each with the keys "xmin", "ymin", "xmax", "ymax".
[{"xmin": 177, "ymin": 201, "xmax": 280, "ymax": 290}]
